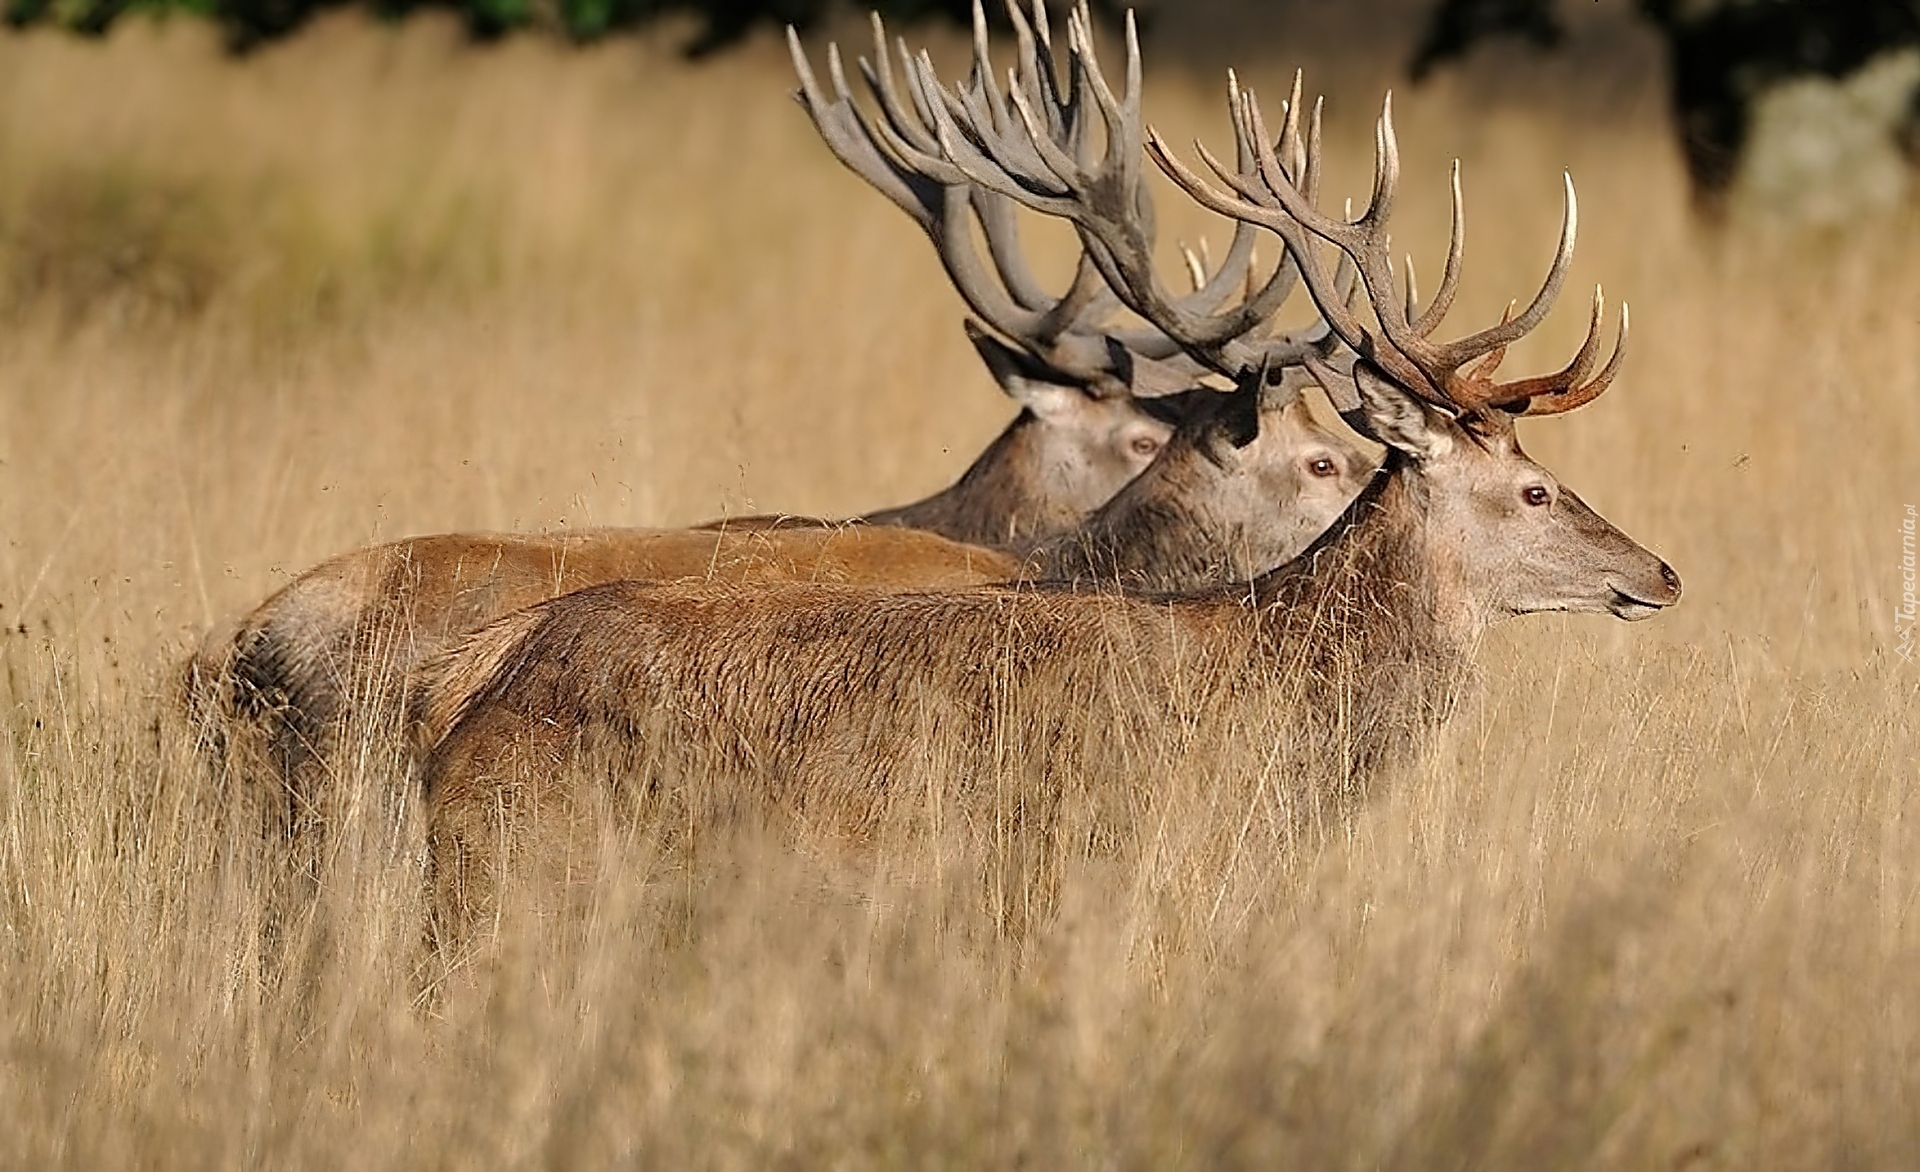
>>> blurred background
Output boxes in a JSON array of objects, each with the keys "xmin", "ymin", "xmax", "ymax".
[
  {"xmin": 4, "ymin": 0, "xmax": 1914, "ymax": 654},
  {"xmin": 1, "ymin": 2, "xmax": 1917, "ymax": 1164},
  {"xmin": 12, "ymin": 0, "xmax": 1920, "ymax": 206}
]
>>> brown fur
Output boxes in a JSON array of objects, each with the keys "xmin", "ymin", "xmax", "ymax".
[
  {"xmin": 415, "ymin": 473, "xmax": 1447, "ymax": 945},
  {"xmin": 419, "ymin": 473, "xmax": 1441, "ymax": 786},
  {"xmin": 185, "ymin": 374, "xmax": 1192, "ymax": 809},
  {"xmin": 702, "ymin": 388, "xmax": 1198, "ymax": 552},
  {"xmin": 184, "ymin": 524, "xmax": 1018, "ymax": 842},
  {"xmin": 416, "ymin": 391, "xmax": 1682, "ymax": 945},
  {"xmin": 705, "ymin": 391, "xmax": 1374, "ymax": 593},
  {"xmin": 854, "ymin": 395, "xmax": 1159, "ymax": 550},
  {"xmin": 1021, "ymin": 392, "xmax": 1370, "ymax": 591},
  {"xmin": 186, "ymin": 382, "xmax": 1368, "ymax": 826}
]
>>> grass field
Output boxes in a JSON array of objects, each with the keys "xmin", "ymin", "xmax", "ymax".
[{"xmin": 1, "ymin": 9, "xmax": 1917, "ymax": 1166}]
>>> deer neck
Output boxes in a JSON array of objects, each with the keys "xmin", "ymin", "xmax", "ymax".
[
  {"xmin": 860, "ymin": 413, "xmax": 1075, "ymax": 553},
  {"xmin": 1247, "ymin": 458, "xmax": 1479, "ymax": 767},
  {"xmin": 1256, "ymin": 457, "xmax": 1474, "ymax": 626},
  {"xmin": 1023, "ymin": 430, "xmax": 1241, "ymax": 591}
]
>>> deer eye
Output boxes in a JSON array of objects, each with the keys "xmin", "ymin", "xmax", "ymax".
[
  {"xmin": 1308, "ymin": 456, "xmax": 1339, "ymax": 478},
  {"xmin": 1523, "ymin": 484, "xmax": 1552, "ymax": 507},
  {"xmin": 1129, "ymin": 436, "xmax": 1162, "ymax": 458}
]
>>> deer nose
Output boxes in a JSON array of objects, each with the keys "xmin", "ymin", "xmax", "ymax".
[{"xmin": 1658, "ymin": 561, "xmax": 1682, "ymax": 601}]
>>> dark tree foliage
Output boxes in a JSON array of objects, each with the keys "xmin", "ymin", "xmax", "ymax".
[
  {"xmin": 1413, "ymin": 0, "xmax": 1920, "ymax": 194},
  {"xmin": 1411, "ymin": 0, "xmax": 1561, "ymax": 73},
  {"xmin": 1, "ymin": 0, "xmax": 1081, "ymax": 55}
]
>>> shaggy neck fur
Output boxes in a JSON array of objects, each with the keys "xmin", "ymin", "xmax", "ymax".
[
  {"xmin": 1022, "ymin": 423, "xmax": 1243, "ymax": 591},
  {"xmin": 861, "ymin": 413, "xmax": 1072, "ymax": 553},
  {"xmin": 1239, "ymin": 456, "xmax": 1478, "ymax": 788}
]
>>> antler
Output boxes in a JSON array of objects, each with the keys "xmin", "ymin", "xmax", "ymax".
[
  {"xmin": 1145, "ymin": 80, "xmax": 1627, "ymax": 417},
  {"xmin": 789, "ymin": 13, "xmax": 1239, "ymax": 397},
  {"xmin": 902, "ymin": 1, "xmax": 1353, "ymax": 387}
]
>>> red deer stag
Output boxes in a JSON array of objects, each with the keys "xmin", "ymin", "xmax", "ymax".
[
  {"xmin": 184, "ymin": 3, "xmax": 1371, "ymax": 825},
  {"xmin": 720, "ymin": 11, "xmax": 1362, "ymax": 550},
  {"xmin": 414, "ymin": 23, "xmax": 1680, "ymax": 946},
  {"xmin": 791, "ymin": 1, "xmax": 1376, "ymax": 591}
]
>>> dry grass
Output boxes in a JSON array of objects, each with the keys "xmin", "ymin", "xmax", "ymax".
[{"xmin": 1, "ymin": 10, "xmax": 1917, "ymax": 1166}]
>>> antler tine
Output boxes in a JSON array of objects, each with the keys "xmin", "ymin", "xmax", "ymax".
[
  {"xmin": 1163, "ymin": 68, "xmax": 1263, "ymax": 315},
  {"xmin": 1020, "ymin": 0, "xmax": 1093, "ymax": 158},
  {"xmin": 1134, "ymin": 67, "xmax": 1266, "ymax": 315},
  {"xmin": 1031, "ymin": 0, "xmax": 1052, "ymax": 45},
  {"xmin": 1066, "ymin": 4, "xmax": 1138, "ymax": 189},
  {"xmin": 791, "ymin": 29, "xmax": 945, "ymax": 229},
  {"xmin": 1100, "ymin": 65, "xmax": 1305, "ymax": 350},
  {"xmin": 810, "ymin": 6, "xmax": 1386, "ymax": 398},
  {"xmin": 919, "ymin": 19, "xmax": 1325, "ymax": 378},
  {"xmin": 856, "ymin": 15, "xmax": 938, "ymax": 159},
  {"xmin": 1408, "ymin": 161, "xmax": 1464, "ymax": 335},
  {"xmin": 1160, "ymin": 74, "xmax": 1626, "ymax": 419},
  {"xmin": 1507, "ymin": 298, "xmax": 1629, "ymax": 416},
  {"xmin": 1278, "ymin": 71, "xmax": 1304, "ymax": 182},
  {"xmin": 1248, "ymin": 87, "xmax": 1603, "ymax": 414},
  {"xmin": 1240, "ymin": 93, "xmax": 1391, "ymax": 298},
  {"xmin": 945, "ymin": 4, "xmax": 1089, "ymax": 315},
  {"xmin": 1005, "ymin": 0, "xmax": 1063, "ymax": 143},
  {"xmin": 1302, "ymin": 93, "xmax": 1324, "ymax": 203},
  {"xmin": 1464, "ymin": 300, "xmax": 1515, "ymax": 383},
  {"xmin": 1368, "ymin": 92, "xmax": 1400, "ymax": 229},
  {"xmin": 1181, "ymin": 242, "xmax": 1207, "ymax": 291},
  {"xmin": 1550, "ymin": 285, "xmax": 1609, "ymax": 387},
  {"xmin": 1120, "ymin": 13, "xmax": 1156, "ymax": 228},
  {"xmin": 1423, "ymin": 171, "xmax": 1579, "ymax": 388},
  {"xmin": 1232, "ymin": 89, "xmax": 1438, "ymax": 393},
  {"xmin": 822, "ymin": 35, "xmax": 968, "ymax": 197},
  {"xmin": 1298, "ymin": 92, "xmax": 1459, "ymax": 387},
  {"xmin": 1156, "ymin": 120, "xmax": 1369, "ymax": 387},
  {"xmin": 1318, "ymin": 96, "xmax": 1599, "ymax": 415},
  {"xmin": 923, "ymin": 54, "xmax": 1074, "ymax": 207},
  {"xmin": 1063, "ymin": 4, "xmax": 1151, "ymax": 239},
  {"xmin": 924, "ymin": 7, "xmax": 1076, "ymax": 198},
  {"xmin": 795, "ymin": 21, "xmax": 1148, "ymax": 390},
  {"xmin": 968, "ymin": 0, "xmax": 1016, "ymax": 140}
]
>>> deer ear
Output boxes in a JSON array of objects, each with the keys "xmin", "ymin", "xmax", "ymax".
[
  {"xmin": 967, "ymin": 321, "xmax": 1095, "ymax": 420},
  {"xmin": 1353, "ymin": 362, "xmax": 1452, "ymax": 461},
  {"xmin": 1214, "ymin": 382, "xmax": 1262, "ymax": 450},
  {"xmin": 1007, "ymin": 379, "xmax": 1095, "ymax": 421},
  {"xmin": 1210, "ymin": 361, "xmax": 1308, "ymax": 453}
]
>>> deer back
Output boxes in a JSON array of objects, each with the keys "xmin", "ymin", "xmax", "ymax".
[{"xmin": 186, "ymin": 525, "xmax": 1019, "ymax": 803}]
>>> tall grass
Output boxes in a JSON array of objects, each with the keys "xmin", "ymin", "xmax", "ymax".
[{"xmin": 1, "ymin": 11, "xmax": 1917, "ymax": 1165}]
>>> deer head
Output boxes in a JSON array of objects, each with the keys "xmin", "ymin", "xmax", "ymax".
[
  {"xmin": 1348, "ymin": 365, "xmax": 1680, "ymax": 626},
  {"xmin": 861, "ymin": 0, "xmax": 1374, "ymax": 577},
  {"xmin": 957, "ymin": 320, "xmax": 1181, "ymax": 524},
  {"xmin": 1147, "ymin": 64, "xmax": 1680, "ymax": 629},
  {"xmin": 1196, "ymin": 377, "xmax": 1371, "ymax": 576},
  {"xmin": 789, "ymin": 10, "xmax": 1361, "ymax": 548},
  {"xmin": 1043, "ymin": 367, "xmax": 1369, "ymax": 585}
]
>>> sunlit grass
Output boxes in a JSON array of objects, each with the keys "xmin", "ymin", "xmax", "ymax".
[{"xmin": 0, "ymin": 10, "xmax": 1917, "ymax": 1165}]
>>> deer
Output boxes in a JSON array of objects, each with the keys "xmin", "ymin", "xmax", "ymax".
[
  {"xmin": 182, "ymin": 4, "xmax": 1372, "ymax": 846},
  {"xmin": 411, "ymin": 7, "xmax": 1681, "ymax": 950},
  {"xmin": 785, "ymin": 3, "xmax": 1376, "ymax": 592},
  {"xmin": 710, "ymin": 12, "xmax": 1371, "ymax": 555}
]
